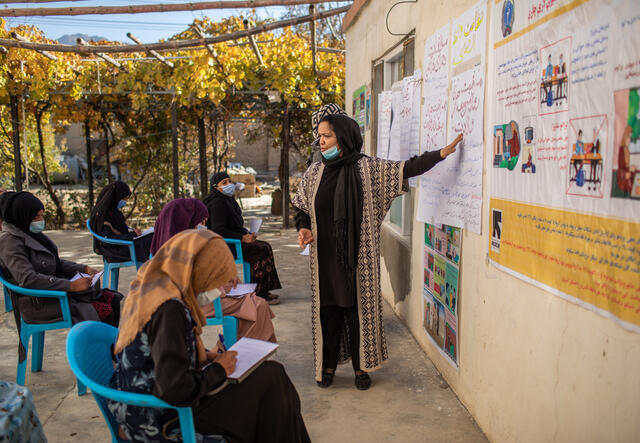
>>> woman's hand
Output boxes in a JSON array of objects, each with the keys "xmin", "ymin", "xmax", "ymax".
[
  {"xmin": 241, "ymin": 233, "xmax": 255, "ymax": 243},
  {"xmin": 84, "ymin": 266, "xmax": 99, "ymax": 275},
  {"xmin": 298, "ymin": 228, "xmax": 313, "ymax": 248},
  {"xmin": 440, "ymin": 133, "xmax": 463, "ymax": 158},
  {"xmin": 214, "ymin": 351, "xmax": 238, "ymax": 376},
  {"xmin": 133, "ymin": 228, "xmax": 142, "ymax": 236},
  {"xmin": 69, "ymin": 277, "xmax": 91, "ymax": 292}
]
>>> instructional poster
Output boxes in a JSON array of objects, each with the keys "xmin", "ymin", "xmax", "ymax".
[
  {"xmin": 417, "ymin": 1, "xmax": 486, "ymax": 233},
  {"xmin": 352, "ymin": 84, "xmax": 366, "ymax": 138},
  {"xmin": 489, "ymin": 0, "xmax": 640, "ymax": 332},
  {"xmin": 423, "ymin": 223, "xmax": 461, "ymax": 367}
]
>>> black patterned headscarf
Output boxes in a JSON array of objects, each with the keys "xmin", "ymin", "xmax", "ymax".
[{"xmin": 311, "ymin": 103, "xmax": 348, "ymax": 147}]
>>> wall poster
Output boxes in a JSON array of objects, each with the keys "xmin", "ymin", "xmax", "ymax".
[
  {"xmin": 489, "ymin": 0, "xmax": 640, "ymax": 332},
  {"xmin": 423, "ymin": 223, "xmax": 461, "ymax": 368}
]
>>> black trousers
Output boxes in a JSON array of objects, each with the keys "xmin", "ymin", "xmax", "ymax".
[
  {"xmin": 193, "ymin": 361, "xmax": 310, "ymax": 443},
  {"xmin": 320, "ymin": 305, "xmax": 360, "ymax": 371}
]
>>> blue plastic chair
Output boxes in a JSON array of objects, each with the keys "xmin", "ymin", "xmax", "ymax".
[
  {"xmin": 0, "ymin": 268, "xmax": 85, "ymax": 395},
  {"xmin": 3, "ymin": 283, "xmax": 13, "ymax": 312},
  {"xmin": 66, "ymin": 321, "xmax": 225, "ymax": 443},
  {"xmin": 86, "ymin": 220, "xmax": 144, "ymax": 291},
  {"xmin": 224, "ymin": 238, "xmax": 251, "ymax": 284},
  {"xmin": 205, "ymin": 289, "xmax": 238, "ymax": 347}
]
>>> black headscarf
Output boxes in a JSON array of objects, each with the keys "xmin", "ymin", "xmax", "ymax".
[
  {"xmin": 211, "ymin": 171, "xmax": 230, "ymax": 191},
  {"xmin": 1, "ymin": 192, "xmax": 64, "ymax": 276},
  {"xmin": 203, "ymin": 171, "xmax": 244, "ymax": 232},
  {"xmin": 0, "ymin": 191, "xmax": 16, "ymax": 223},
  {"xmin": 319, "ymin": 114, "xmax": 365, "ymax": 297},
  {"xmin": 90, "ymin": 181, "xmax": 132, "ymax": 252}
]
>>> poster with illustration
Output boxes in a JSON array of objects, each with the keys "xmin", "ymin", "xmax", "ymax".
[
  {"xmin": 424, "ymin": 223, "xmax": 461, "ymax": 368},
  {"xmin": 489, "ymin": 0, "xmax": 640, "ymax": 333}
]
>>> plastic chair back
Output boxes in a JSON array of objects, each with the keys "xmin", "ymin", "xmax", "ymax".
[
  {"xmin": 205, "ymin": 290, "xmax": 238, "ymax": 347},
  {"xmin": 0, "ymin": 268, "xmax": 85, "ymax": 395},
  {"xmin": 224, "ymin": 238, "xmax": 251, "ymax": 283},
  {"xmin": 67, "ymin": 321, "xmax": 224, "ymax": 443},
  {"xmin": 86, "ymin": 219, "xmax": 143, "ymax": 291}
]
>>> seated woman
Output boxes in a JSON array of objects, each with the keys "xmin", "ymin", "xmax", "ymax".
[
  {"xmin": 0, "ymin": 192, "xmax": 121, "ymax": 326},
  {"xmin": 151, "ymin": 198, "xmax": 276, "ymax": 342},
  {"xmin": 89, "ymin": 181, "xmax": 152, "ymax": 263},
  {"xmin": 108, "ymin": 230, "xmax": 309, "ymax": 443},
  {"xmin": 203, "ymin": 172, "xmax": 282, "ymax": 305}
]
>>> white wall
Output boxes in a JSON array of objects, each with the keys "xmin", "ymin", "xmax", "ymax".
[{"xmin": 345, "ymin": 1, "xmax": 640, "ymax": 442}]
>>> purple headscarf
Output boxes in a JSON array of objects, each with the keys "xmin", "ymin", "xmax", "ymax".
[{"xmin": 150, "ymin": 198, "xmax": 209, "ymax": 255}]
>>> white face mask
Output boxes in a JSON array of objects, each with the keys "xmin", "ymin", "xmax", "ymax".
[
  {"xmin": 196, "ymin": 288, "xmax": 221, "ymax": 306},
  {"xmin": 196, "ymin": 224, "xmax": 207, "ymax": 230}
]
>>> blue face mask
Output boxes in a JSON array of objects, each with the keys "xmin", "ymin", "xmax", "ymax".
[
  {"xmin": 116, "ymin": 200, "xmax": 127, "ymax": 210},
  {"xmin": 29, "ymin": 220, "xmax": 45, "ymax": 234},
  {"xmin": 321, "ymin": 145, "xmax": 340, "ymax": 161},
  {"xmin": 221, "ymin": 183, "xmax": 236, "ymax": 197}
]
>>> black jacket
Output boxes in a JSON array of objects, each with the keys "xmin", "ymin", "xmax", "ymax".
[{"xmin": 202, "ymin": 190, "xmax": 248, "ymax": 240}]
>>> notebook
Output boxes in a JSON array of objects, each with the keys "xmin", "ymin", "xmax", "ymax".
[
  {"xmin": 70, "ymin": 271, "xmax": 103, "ymax": 287},
  {"xmin": 226, "ymin": 283, "xmax": 257, "ymax": 298},
  {"xmin": 227, "ymin": 338, "xmax": 279, "ymax": 383}
]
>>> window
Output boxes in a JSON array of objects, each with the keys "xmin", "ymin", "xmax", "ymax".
[{"xmin": 376, "ymin": 38, "xmax": 415, "ymax": 237}]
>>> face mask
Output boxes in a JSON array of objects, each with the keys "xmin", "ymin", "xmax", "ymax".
[
  {"xmin": 221, "ymin": 183, "xmax": 236, "ymax": 197},
  {"xmin": 321, "ymin": 145, "xmax": 340, "ymax": 161},
  {"xmin": 116, "ymin": 200, "xmax": 127, "ymax": 210},
  {"xmin": 29, "ymin": 220, "xmax": 45, "ymax": 234},
  {"xmin": 196, "ymin": 224, "xmax": 207, "ymax": 230}
]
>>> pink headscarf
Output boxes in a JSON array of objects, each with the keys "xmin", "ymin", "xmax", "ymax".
[{"xmin": 150, "ymin": 198, "xmax": 209, "ymax": 255}]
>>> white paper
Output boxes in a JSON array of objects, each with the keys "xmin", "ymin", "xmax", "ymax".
[
  {"xmin": 300, "ymin": 244, "xmax": 310, "ymax": 256},
  {"xmin": 70, "ymin": 271, "xmax": 103, "ymax": 287},
  {"xmin": 423, "ymin": 23, "xmax": 450, "ymax": 91},
  {"xmin": 377, "ymin": 91, "xmax": 393, "ymax": 159},
  {"xmin": 388, "ymin": 82, "xmax": 405, "ymax": 161},
  {"xmin": 135, "ymin": 227, "xmax": 154, "ymax": 239},
  {"xmin": 227, "ymin": 337, "xmax": 279, "ymax": 381},
  {"xmin": 249, "ymin": 219, "xmax": 262, "ymax": 234},
  {"xmin": 418, "ymin": 65, "xmax": 484, "ymax": 233},
  {"xmin": 451, "ymin": 1, "xmax": 486, "ymax": 67},
  {"xmin": 226, "ymin": 283, "xmax": 257, "ymax": 298}
]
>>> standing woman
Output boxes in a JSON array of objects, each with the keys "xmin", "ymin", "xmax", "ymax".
[
  {"xmin": 203, "ymin": 172, "xmax": 282, "ymax": 305},
  {"xmin": 293, "ymin": 114, "xmax": 461, "ymax": 390},
  {"xmin": 90, "ymin": 181, "xmax": 152, "ymax": 263}
]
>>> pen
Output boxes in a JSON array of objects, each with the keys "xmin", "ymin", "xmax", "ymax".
[{"xmin": 218, "ymin": 333, "xmax": 227, "ymax": 352}]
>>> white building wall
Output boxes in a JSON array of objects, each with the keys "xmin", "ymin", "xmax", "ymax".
[{"xmin": 345, "ymin": 1, "xmax": 640, "ymax": 442}]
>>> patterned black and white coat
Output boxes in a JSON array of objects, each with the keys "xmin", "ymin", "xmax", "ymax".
[{"xmin": 292, "ymin": 156, "xmax": 407, "ymax": 382}]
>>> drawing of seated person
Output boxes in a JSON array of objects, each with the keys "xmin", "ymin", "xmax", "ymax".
[
  {"xmin": 573, "ymin": 129, "xmax": 585, "ymax": 177},
  {"xmin": 556, "ymin": 54, "xmax": 566, "ymax": 99},
  {"xmin": 616, "ymin": 125, "xmax": 637, "ymax": 195},
  {"xmin": 545, "ymin": 54, "xmax": 554, "ymax": 79},
  {"xmin": 522, "ymin": 152, "xmax": 536, "ymax": 173}
]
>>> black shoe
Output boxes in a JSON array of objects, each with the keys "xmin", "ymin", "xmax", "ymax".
[
  {"xmin": 317, "ymin": 370, "xmax": 334, "ymax": 388},
  {"xmin": 355, "ymin": 373, "xmax": 371, "ymax": 390}
]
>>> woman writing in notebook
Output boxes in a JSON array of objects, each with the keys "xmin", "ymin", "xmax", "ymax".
[
  {"xmin": 108, "ymin": 229, "xmax": 309, "ymax": 442},
  {"xmin": 151, "ymin": 198, "xmax": 277, "ymax": 342}
]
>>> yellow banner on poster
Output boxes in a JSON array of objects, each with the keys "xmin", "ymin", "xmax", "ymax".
[{"xmin": 489, "ymin": 198, "xmax": 640, "ymax": 331}]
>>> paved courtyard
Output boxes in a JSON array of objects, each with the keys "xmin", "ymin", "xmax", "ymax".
[{"xmin": 0, "ymin": 206, "xmax": 487, "ymax": 443}]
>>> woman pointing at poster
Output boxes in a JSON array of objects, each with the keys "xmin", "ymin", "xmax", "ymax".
[{"xmin": 293, "ymin": 113, "xmax": 461, "ymax": 390}]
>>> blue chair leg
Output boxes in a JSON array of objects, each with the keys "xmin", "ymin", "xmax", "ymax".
[
  {"xmin": 176, "ymin": 408, "xmax": 197, "ymax": 443},
  {"xmin": 77, "ymin": 379, "xmax": 86, "ymax": 396},
  {"xmin": 110, "ymin": 267, "xmax": 119, "ymax": 291},
  {"xmin": 222, "ymin": 316, "xmax": 238, "ymax": 347},
  {"xmin": 31, "ymin": 331, "xmax": 44, "ymax": 373},
  {"xmin": 17, "ymin": 326, "xmax": 30, "ymax": 385},
  {"xmin": 4, "ymin": 290, "xmax": 12, "ymax": 312}
]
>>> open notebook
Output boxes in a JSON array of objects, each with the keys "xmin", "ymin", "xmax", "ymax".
[{"xmin": 227, "ymin": 338, "xmax": 279, "ymax": 383}]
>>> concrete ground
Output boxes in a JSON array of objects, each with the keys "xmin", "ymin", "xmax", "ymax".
[{"xmin": 0, "ymin": 205, "xmax": 487, "ymax": 443}]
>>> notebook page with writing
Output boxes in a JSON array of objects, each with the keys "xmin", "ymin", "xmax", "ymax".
[{"xmin": 227, "ymin": 337, "xmax": 279, "ymax": 383}]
